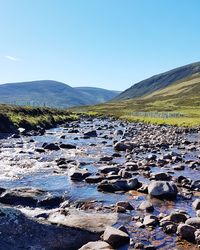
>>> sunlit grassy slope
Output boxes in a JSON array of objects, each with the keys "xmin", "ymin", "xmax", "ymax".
[{"xmin": 73, "ymin": 74, "xmax": 200, "ymax": 127}]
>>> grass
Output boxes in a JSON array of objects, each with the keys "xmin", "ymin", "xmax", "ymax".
[
  {"xmin": 72, "ymin": 75, "xmax": 200, "ymax": 127},
  {"xmin": 0, "ymin": 104, "xmax": 79, "ymax": 132}
]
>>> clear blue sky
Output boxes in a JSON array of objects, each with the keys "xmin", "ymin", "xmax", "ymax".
[{"xmin": 0, "ymin": 0, "xmax": 200, "ymax": 90}]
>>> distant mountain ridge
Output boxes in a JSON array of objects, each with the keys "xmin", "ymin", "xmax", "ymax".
[
  {"xmin": 114, "ymin": 62, "xmax": 200, "ymax": 100},
  {"xmin": 0, "ymin": 80, "xmax": 120, "ymax": 108}
]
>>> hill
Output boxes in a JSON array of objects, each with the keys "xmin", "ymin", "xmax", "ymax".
[
  {"xmin": 75, "ymin": 64, "xmax": 200, "ymax": 127},
  {"xmin": 0, "ymin": 80, "xmax": 119, "ymax": 108},
  {"xmin": 114, "ymin": 62, "xmax": 200, "ymax": 100},
  {"xmin": 75, "ymin": 87, "xmax": 120, "ymax": 104}
]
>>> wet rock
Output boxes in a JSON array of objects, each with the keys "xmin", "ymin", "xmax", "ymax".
[
  {"xmin": 69, "ymin": 168, "xmax": 91, "ymax": 181},
  {"xmin": 103, "ymin": 226, "xmax": 130, "ymax": 248},
  {"xmin": 0, "ymin": 207, "xmax": 100, "ymax": 249},
  {"xmin": 119, "ymin": 169, "xmax": 132, "ymax": 178},
  {"xmin": 35, "ymin": 148, "xmax": 46, "ymax": 153},
  {"xmin": 148, "ymin": 181, "xmax": 178, "ymax": 199},
  {"xmin": 192, "ymin": 199, "xmax": 200, "ymax": 210},
  {"xmin": 114, "ymin": 129, "xmax": 123, "ymax": 136},
  {"xmin": 114, "ymin": 141, "xmax": 132, "ymax": 151},
  {"xmin": 173, "ymin": 164, "xmax": 185, "ymax": 171},
  {"xmin": 160, "ymin": 220, "xmax": 177, "ymax": 234},
  {"xmin": 116, "ymin": 201, "xmax": 134, "ymax": 210},
  {"xmin": 37, "ymin": 196, "xmax": 64, "ymax": 208},
  {"xmin": 185, "ymin": 217, "xmax": 200, "ymax": 229},
  {"xmin": 43, "ymin": 143, "xmax": 60, "ymax": 150},
  {"xmin": 168, "ymin": 212, "xmax": 189, "ymax": 224},
  {"xmin": 116, "ymin": 206, "xmax": 126, "ymax": 213},
  {"xmin": 84, "ymin": 130, "xmax": 97, "ymax": 137},
  {"xmin": 191, "ymin": 180, "xmax": 200, "ymax": 191},
  {"xmin": 79, "ymin": 241, "xmax": 113, "ymax": 250},
  {"xmin": 151, "ymin": 172, "xmax": 171, "ymax": 181},
  {"xmin": 100, "ymin": 156, "xmax": 113, "ymax": 162},
  {"xmin": 0, "ymin": 187, "xmax": 48, "ymax": 207},
  {"xmin": 59, "ymin": 143, "xmax": 76, "ymax": 149},
  {"xmin": 177, "ymin": 224, "xmax": 196, "ymax": 242},
  {"xmin": 124, "ymin": 162, "xmax": 139, "ymax": 171},
  {"xmin": 138, "ymin": 201, "xmax": 154, "ymax": 212},
  {"xmin": 143, "ymin": 215, "xmax": 159, "ymax": 227},
  {"xmin": 98, "ymin": 166, "xmax": 119, "ymax": 174},
  {"xmin": 85, "ymin": 176, "xmax": 103, "ymax": 183}
]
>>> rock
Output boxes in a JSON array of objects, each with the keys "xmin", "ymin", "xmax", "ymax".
[
  {"xmin": 119, "ymin": 169, "xmax": 132, "ymax": 178},
  {"xmin": 195, "ymin": 229, "xmax": 200, "ymax": 245},
  {"xmin": 148, "ymin": 181, "xmax": 178, "ymax": 199},
  {"xmin": 79, "ymin": 241, "xmax": 113, "ymax": 250},
  {"xmin": 0, "ymin": 207, "xmax": 100, "ymax": 249},
  {"xmin": 191, "ymin": 180, "xmax": 200, "ymax": 191},
  {"xmin": 99, "ymin": 166, "xmax": 119, "ymax": 174},
  {"xmin": 160, "ymin": 221, "xmax": 177, "ymax": 234},
  {"xmin": 177, "ymin": 224, "xmax": 196, "ymax": 242},
  {"xmin": 43, "ymin": 143, "xmax": 60, "ymax": 150},
  {"xmin": 85, "ymin": 176, "xmax": 103, "ymax": 183},
  {"xmin": 173, "ymin": 164, "xmax": 185, "ymax": 171},
  {"xmin": 127, "ymin": 178, "xmax": 141, "ymax": 190},
  {"xmin": 37, "ymin": 196, "xmax": 64, "ymax": 208},
  {"xmin": 48, "ymin": 210, "xmax": 118, "ymax": 233},
  {"xmin": 35, "ymin": 148, "xmax": 46, "ymax": 153},
  {"xmin": 103, "ymin": 226, "xmax": 130, "ymax": 248},
  {"xmin": 124, "ymin": 162, "xmax": 138, "ymax": 171},
  {"xmin": 69, "ymin": 168, "xmax": 91, "ymax": 181},
  {"xmin": 59, "ymin": 143, "xmax": 76, "ymax": 149},
  {"xmin": 100, "ymin": 156, "xmax": 113, "ymax": 162},
  {"xmin": 114, "ymin": 141, "xmax": 132, "ymax": 151},
  {"xmin": 138, "ymin": 201, "xmax": 154, "ymax": 212},
  {"xmin": 116, "ymin": 201, "xmax": 134, "ymax": 210},
  {"xmin": 185, "ymin": 217, "xmax": 200, "ymax": 229},
  {"xmin": 169, "ymin": 212, "xmax": 189, "ymax": 224},
  {"xmin": 143, "ymin": 215, "xmax": 159, "ymax": 227},
  {"xmin": 0, "ymin": 187, "xmax": 48, "ymax": 207},
  {"xmin": 116, "ymin": 206, "xmax": 126, "ymax": 213},
  {"xmin": 152, "ymin": 172, "xmax": 171, "ymax": 181},
  {"xmin": 193, "ymin": 199, "xmax": 200, "ymax": 210},
  {"xmin": 114, "ymin": 129, "xmax": 123, "ymax": 136},
  {"xmin": 84, "ymin": 130, "xmax": 97, "ymax": 137}
]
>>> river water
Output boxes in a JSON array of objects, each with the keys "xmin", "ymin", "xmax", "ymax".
[{"xmin": 0, "ymin": 118, "xmax": 199, "ymax": 249}]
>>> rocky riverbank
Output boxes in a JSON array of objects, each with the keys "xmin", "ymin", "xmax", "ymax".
[{"xmin": 0, "ymin": 117, "xmax": 200, "ymax": 249}]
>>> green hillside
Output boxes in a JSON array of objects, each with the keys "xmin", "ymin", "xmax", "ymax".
[
  {"xmin": 114, "ymin": 62, "xmax": 200, "ymax": 100},
  {"xmin": 0, "ymin": 80, "xmax": 119, "ymax": 108},
  {"xmin": 75, "ymin": 71, "xmax": 200, "ymax": 127}
]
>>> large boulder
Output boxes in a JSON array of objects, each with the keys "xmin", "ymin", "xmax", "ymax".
[
  {"xmin": 148, "ymin": 181, "xmax": 178, "ymax": 199},
  {"xmin": 103, "ymin": 226, "xmax": 130, "ymax": 248},
  {"xmin": 0, "ymin": 207, "xmax": 100, "ymax": 250},
  {"xmin": 48, "ymin": 210, "xmax": 118, "ymax": 233}
]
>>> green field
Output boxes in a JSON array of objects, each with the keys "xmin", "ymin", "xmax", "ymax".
[
  {"xmin": 73, "ymin": 75, "xmax": 200, "ymax": 127},
  {"xmin": 0, "ymin": 104, "xmax": 78, "ymax": 132}
]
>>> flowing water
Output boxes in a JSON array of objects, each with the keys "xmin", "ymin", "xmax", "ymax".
[{"xmin": 0, "ymin": 118, "xmax": 199, "ymax": 249}]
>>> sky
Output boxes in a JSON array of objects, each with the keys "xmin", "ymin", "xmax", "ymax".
[{"xmin": 0, "ymin": 0, "xmax": 200, "ymax": 91}]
